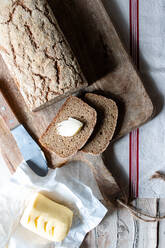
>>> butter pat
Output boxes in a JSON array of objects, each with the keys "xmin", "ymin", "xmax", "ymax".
[
  {"xmin": 56, "ymin": 117, "xmax": 83, "ymax": 137},
  {"xmin": 20, "ymin": 193, "xmax": 73, "ymax": 242}
]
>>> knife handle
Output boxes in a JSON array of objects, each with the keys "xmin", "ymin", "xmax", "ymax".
[{"xmin": 0, "ymin": 91, "xmax": 20, "ymax": 130}]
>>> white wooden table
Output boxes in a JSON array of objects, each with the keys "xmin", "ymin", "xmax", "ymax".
[{"xmin": 81, "ymin": 199, "xmax": 165, "ymax": 248}]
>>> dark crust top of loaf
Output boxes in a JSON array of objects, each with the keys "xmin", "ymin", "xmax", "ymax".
[
  {"xmin": 0, "ymin": 0, "xmax": 87, "ymax": 111},
  {"xmin": 82, "ymin": 93, "xmax": 118, "ymax": 155},
  {"xmin": 39, "ymin": 96, "xmax": 97, "ymax": 158}
]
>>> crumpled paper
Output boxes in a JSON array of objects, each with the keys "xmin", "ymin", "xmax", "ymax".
[{"xmin": 0, "ymin": 161, "xmax": 107, "ymax": 248}]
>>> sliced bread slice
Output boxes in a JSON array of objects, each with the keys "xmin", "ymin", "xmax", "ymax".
[
  {"xmin": 39, "ymin": 96, "xmax": 97, "ymax": 158},
  {"xmin": 82, "ymin": 93, "xmax": 118, "ymax": 155}
]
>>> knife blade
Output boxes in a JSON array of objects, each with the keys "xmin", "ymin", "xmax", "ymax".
[{"xmin": 0, "ymin": 91, "xmax": 48, "ymax": 177}]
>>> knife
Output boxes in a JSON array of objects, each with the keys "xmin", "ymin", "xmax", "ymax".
[{"xmin": 0, "ymin": 91, "xmax": 48, "ymax": 177}]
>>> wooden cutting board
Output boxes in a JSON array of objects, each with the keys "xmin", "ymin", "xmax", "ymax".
[{"xmin": 0, "ymin": 1, "xmax": 153, "ymax": 245}]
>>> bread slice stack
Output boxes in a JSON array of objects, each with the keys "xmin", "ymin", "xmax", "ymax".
[
  {"xmin": 40, "ymin": 94, "xmax": 118, "ymax": 158},
  {"xmin": 82, "ymin": 93, "xmax": 118, "ymax": 155}
]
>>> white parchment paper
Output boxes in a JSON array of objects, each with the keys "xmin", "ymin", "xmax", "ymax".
[{"xmin": 0, "ymin": 161, "xmax": 107, "ymax": 248}]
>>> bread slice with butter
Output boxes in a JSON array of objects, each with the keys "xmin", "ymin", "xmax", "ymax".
[
  {"xmin": 39, "ymin": 96, "xmax": 97, "ymax": 158},
  {"xmin": 82, "ymin": 93, "xmax": 118, "ymax": 155},
  {"xmin": 20, "ymin": 193, "xmax": 73, "ymax": 242}
]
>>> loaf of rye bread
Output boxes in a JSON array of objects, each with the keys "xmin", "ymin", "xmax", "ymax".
[
  {"xmin": 39, "ymin": 96, "xmax": 97, "ymax": 158},
  {"xmin": 82, "ymin": 93, "xmax": 118, "ymax": 154},
  {"xmin": 0, "ymin": 0, "xmax": 87, "ymax": 111}
]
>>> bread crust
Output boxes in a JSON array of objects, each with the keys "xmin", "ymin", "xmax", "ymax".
[{"xmin": 0, "ymin": 0, "xmax": 87, "ymax": 111}]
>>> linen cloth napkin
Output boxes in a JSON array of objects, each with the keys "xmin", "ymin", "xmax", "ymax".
[
  {"xmin": 103, "ymin": 0, "xmax": 165, "ymax": 197},
  {"xmin": 0, "ymin": 160, "xmax": 107, "ymax": 248}
]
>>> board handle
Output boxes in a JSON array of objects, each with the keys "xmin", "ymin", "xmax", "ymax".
[{"xmin": 0, "ymin": 91, "xmax": 20, "ymax": 130}]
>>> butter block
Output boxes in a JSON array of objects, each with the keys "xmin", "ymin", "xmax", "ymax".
[{"xmin": 20, "ymin": 193, "xmax": 73, "ymax": 242}]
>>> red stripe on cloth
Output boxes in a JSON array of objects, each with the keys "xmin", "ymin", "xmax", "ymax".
[
  {"xmin": 129, "ymin": 132, "xmax": 132, "ymax": 195},
  {"xmin": 137, "ymin": 0, "xmax": 139, "ymax": 69},
  {"xmin": 129, "ymin": 0, "xmax": 140, "ymax": 198},
  {"xmin": 129, "ymin": 0, "xmax": 132, "ymax": 55},
  {"xmin": 129, "ymin": 129, "xmax": 139, "ymax": 198},
  {"xmin": 136, "ymin": 128, "xmax": 139, "ymax": 196}
]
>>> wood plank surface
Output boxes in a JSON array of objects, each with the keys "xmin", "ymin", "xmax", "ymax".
[
  {"xmin": 157, "ymin": 199, "xmax": 165, "ymax": 248},
  {"xmin": 81, "ymin": 198, "xmax": 162, "ymax": 248},
  {"xmin": 134, "ymin": 199, "xmax": 158, "ymax": 248}
]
